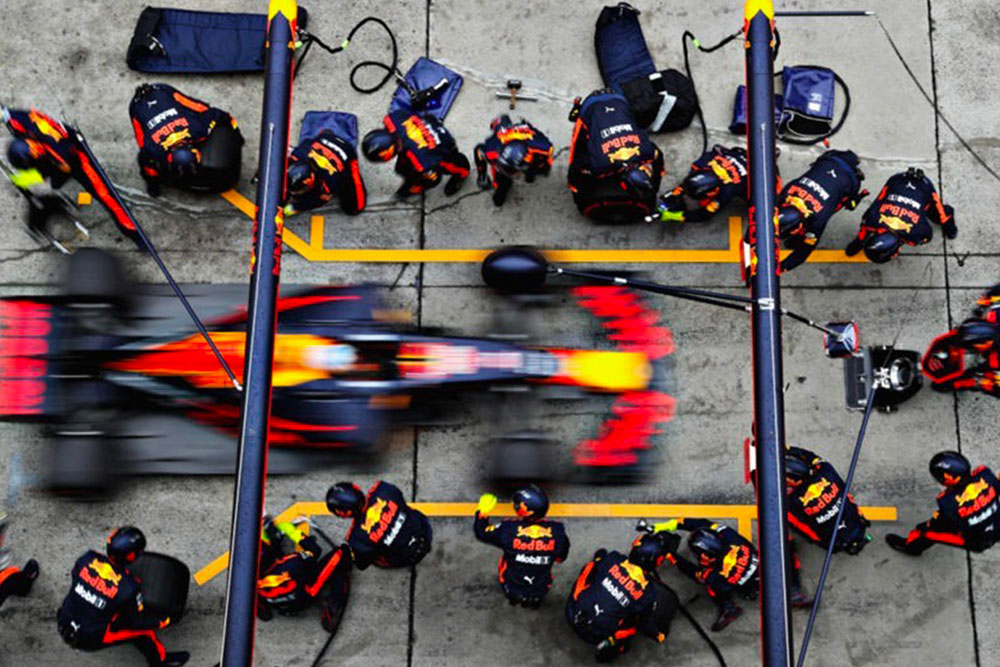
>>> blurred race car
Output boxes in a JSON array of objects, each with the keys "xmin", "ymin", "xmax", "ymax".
[{"xmin": 0, "ymin": 250, "xmax": 673, "ymax": 496}]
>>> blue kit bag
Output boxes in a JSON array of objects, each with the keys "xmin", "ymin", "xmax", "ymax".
[
  {"xmin": 388, "ymin": 58, "xmax": 463, "ymax": 120},
  {"xmin": 730, "ymin": 66, "xmax": 848, "ymax": 144},
  {"xmin": 126, "ymin": 6, "xmax": 309, "ymax": 74},
  {"xmin": 299, "ymin": 111, "xmax": 359, "ymax": 149}
]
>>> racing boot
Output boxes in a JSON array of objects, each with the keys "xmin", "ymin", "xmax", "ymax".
[
  {"xmin": 789, "ymin": 586, "xmax": 814, "ymax": 608},
  {"xmin": 711, "ymin": 603, "xmax": 743, "ymax": 632},
  {"xmin": 886, "ymin": 533, "xmax": 922, "ymax": 556},
  {"xmin": 161, "ymin": 651, "xmax": 190, "ymax": 667},
  {"xmin": 22, "ymin": 559, "xmax": 39, "ymax": 583}
]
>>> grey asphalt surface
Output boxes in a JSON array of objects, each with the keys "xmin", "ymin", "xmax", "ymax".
[{"xmin": 0, "ymin": 1, "xmax": 997, "ymax": 665}]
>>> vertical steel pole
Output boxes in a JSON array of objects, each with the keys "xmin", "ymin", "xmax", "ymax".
[
  {"xmin": 219, "ymin": 1, "xmax": 297, "ymax": 664},
  {"xmin": 744, "ymin": 1, "xmax": 793, "ymax": 665}
]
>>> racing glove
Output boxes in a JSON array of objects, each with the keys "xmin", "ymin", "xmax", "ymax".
[
  {"xmin": 477, "ymin": 493, "xmax": 498, "ymax": 516},
  {"xmin": 652, "ymin": 519, "xmax": 680, "ymax": 533}
]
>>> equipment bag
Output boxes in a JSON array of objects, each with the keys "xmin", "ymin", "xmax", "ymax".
[
  {"xmin": 388, "ymin": 58, "xmax": 463, "ymax": 120},
  {"xmin": 595, "ymin": 3, "xmax": 657, "ymax": 96},
  {"xmin": 729, "ymin": 85, "xmax": 783, "ymax": 134},
  {"xmin": 299, "ymin": 111, "xmax": 359, "ymax": 148},
  {"xmin": 729, "ymin": 66, "xmax": 849, "ymax": 144},
  {"xmin": 595, "ymin": 4, "xmax": 695, "ymax": 133},
  {"xmin": 779, "ymin": 66, "xmax": 839, "ymax": 142},
  {"xmin": 126, "ymin": 6, "xmax": 309, "ymax": 74}
]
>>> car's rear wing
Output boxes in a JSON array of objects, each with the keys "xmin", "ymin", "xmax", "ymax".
[{"xmin": 0, "ymin": 298, "xmax": 63, "ymax": 419}]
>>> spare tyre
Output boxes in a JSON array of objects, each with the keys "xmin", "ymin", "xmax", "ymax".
[{"xmin": 130, "ymin": 552, "xmax": 190, "ymax": 623}]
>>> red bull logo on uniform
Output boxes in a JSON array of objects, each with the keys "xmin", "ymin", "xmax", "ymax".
[
  {"xmin": 513, "ymin": 524, "xmax": 555, "ymax": 551},
  {"xmin": 402, "ymin": 117, "xmax": 440, "ymax": 151},
  {"xmin": 497, "ymin": 127, "xmax": 536, "ymax": 143},
  {"xmin": 801, "ymin": 479, "xmax": 841, "ymax": 516},
  {"xmin": 957, "ymin": 480, "xmax": 997, "ymax": 520},
  {"xmin": 308, "ymin": 146, "xmax": 344, "ymax": 175},
  {"xmin": 79, "ymin": 559, "xmax": 120, "ymax": 598},
  {"xmin": 362, "ymin": 498, "xmax": 400, "ymax": 542},
  {"xmin": 878, "ymin": 213, "xmax": 915, "ymax": 233}
]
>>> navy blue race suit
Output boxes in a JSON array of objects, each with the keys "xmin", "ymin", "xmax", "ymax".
[
  {"xmin": 565, "ymin": 550, "xmax": 676, "ymax": 661},
  {"xmin": 473, "ymin": 116, "xmax": 554, "ymax": 206},
  {"xmin": 257, "ymin": 522, "xmax": 352, "ymax": 631},
  {"xmin": 382, "ymin": 111, "xmax": 470, "ymax": 198},
  {"xmin": 897, "ymin": 466, "xmax": 1000, "ymax": 554},
  {"xmin": 473, "ymin": 512, "xmax": 569, "ymax": 608},
  {"xmin": 345, "ymin": 480, "xmax": 433, "ymax": 570},
  {"xmin": 778, "ymin": 149, "xmax": 866, "ymax": 272},
  {"xmin": 4, "ymin": 107, "xmax": 142, "ymax": 247},
  {"xmin": 128, "ymin": 83, "xmax": 239, "ymax": 194},
  {"xmin": 57, "ymin": 551, "xmax": 173, "ymax": 665},
  {"xmin": 786, "ymin": 446, "xmax": 870, "ymax": 553},
  {"xmin": 656, "ymin": 145, "xmax": 749, "ymax": 223},
  {"xmin": 846, "ymin": 169, "xmax": 956, "ymax": 257},
  {"xmin": 285, "ymin": 130, "xmax": 366, "ymax": 215},
  {"xmin": 567, "ymin": 90, "xmax": 664, "ymax": 222},
  {"xmin": 665, "ymin": 519, "xmax": 758, "ymax": 612}
]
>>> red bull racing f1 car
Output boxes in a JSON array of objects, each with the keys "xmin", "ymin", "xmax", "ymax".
[{"xmin": 0, "ymin": 250, "xmax": 674, "ymax": 496}]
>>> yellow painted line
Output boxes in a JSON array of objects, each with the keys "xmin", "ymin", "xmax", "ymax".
[
  {"xmin": 193, "ymin": 501, "xmax": 898, "ymax": 586},
  {"xmin": 77, "ymin": 192, "xmax": 92, "ymax": 206},
  {"xmin": 219, "ymin": 190, "xmax": 866, "ymax": 265}
]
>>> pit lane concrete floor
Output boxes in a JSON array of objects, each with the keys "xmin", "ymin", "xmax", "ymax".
[{"xmin": 0, "ymin": 1, "xmax": 996, "ymax": 665}]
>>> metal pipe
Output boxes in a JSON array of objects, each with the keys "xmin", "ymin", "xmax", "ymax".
[
  {"xmin": 796, "ymin": 381, "xmax": 877, "ymax": 667},
  {"xmin": 745, "ymin": 2, "xmax": 794, "ymax": 665},
  {"xmin": 219, "ymin": 1, "xmax": 298, "ymax": 664}
]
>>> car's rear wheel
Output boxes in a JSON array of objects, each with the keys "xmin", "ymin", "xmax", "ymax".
[
  {"xmin": 48, "ymin": 434, "xmax": 118, "ymax": 500},
  {"xmin": 64, "ymin": 248, "xmax": 126, "ymax": 305}
]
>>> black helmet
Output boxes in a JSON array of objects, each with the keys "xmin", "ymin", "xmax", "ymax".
[
  {"xmin": 903, "ymin": 167, "xmax": 925, "ymax": 182},
  {"xmin": 683, "ymin": 171, "xmax": 721, "ymax": 199},
  {"xmin": 512, "ymin": 484, "xmax": 549, "ymax": 520},
  {"xmin": 777, "ymin": 207, "xmax": 804, "ymax": 237},
  {"xmin": 688, "ymin": 529, "xmax": 727, "ymax": 563},
  {"xmin": 785, "ymin": 454, "xmax": 811, "ymax": 484},
  {"xmin": 497, "ymin": 142, "xmax": 529, "ymax": 177},
  {"xmin": 623, "ymin": 167, "xmax": 653, "ymax": 199},
  {"xmin": 362, "ymin": 128, "xmax": 396, "ymax": 162},
  {"xmin": 168, "ymin": 147, "xmax": 199, "ymax": 178},
  {"xmin": 929, "ymin": 450, "xmax": 970, "ymax": 486},
  {"xmin": 287, "ymin": 161, "xmax": 315, "ymax": 196},
  {"xmin": 863, "ymin": 231, "xmax": 901, "ymax": 264},
  {"xmin": 490, "ymin": 114, "xmax": 513, "ymax": 132},
  {"xmin": 957, "ymin": 318, "xmax": 998, "ymax": 350},
  {"xmin": 628, "ymin": 533, "xmax": 666, "ymax": 571},
  {"xmin": 326, "ymin": 482, "xmax": 366, "ymax": 518},
  {"xmin": 7, "ymin": 139, "xmax": 34, "ymax": 170},
  {"xmin": 107, "ymin": 526, "xmax": 146, "ymax": 567}
]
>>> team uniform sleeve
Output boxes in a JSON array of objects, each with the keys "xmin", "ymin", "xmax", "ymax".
[
  {"xmin": 338, "ymin": 152, "xmax": 367, "ymax": 215},
  {"xmin": 473, "ymin": 512, "xmax": 503, "ymax": 547}
]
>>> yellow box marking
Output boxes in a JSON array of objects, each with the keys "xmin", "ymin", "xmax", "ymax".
[
  {"xmin": 193, "ymin": 500, "xmax": 897, "ymax": 585},
  {"xmin": 219, "ymin": 189, "xmax": 867, "ymax": 265}
]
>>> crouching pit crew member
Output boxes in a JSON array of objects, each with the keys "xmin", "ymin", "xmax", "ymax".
[
  {"xmin": 128, "ymin": 83, "xmax": 242, "ymax": 197},
  {"xmin": 565, "ymin": 535, "xmax": 678, "ymax": 662},
  {"xmin": 362, "ymin": 110, "xmax": 469, "ymax": 199},
  {"xmin": 327, "ymin": 480, "xmax": 433, "ymax": 570},
  {"xmin": 474, "ymin": 114, "xmax": 553, "ymax": 207},
  {"xmin": 57, "ymin": 527, "xmax": 188, "ymax": 667},
  {"xmin": 257, "ymin": 518, "xmax": 352, "ymax": 634},
  {"xmin": 887, "ymin": 451, "xmax": 1000, "ymax": 556},
  {"xmin": 567, "ymin": 89, "xmax": 664, "ymax": 223},
  {"xmin": 845, "ymin": 167, "xmax": 956, "ymax": 263},
  {"xmin": 776, "ymin": 149, "xmax": 867, "ymax": 273},
  {"xmin": 284, "ymin": 128, "xmax": 366, "ymax": 216}
]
